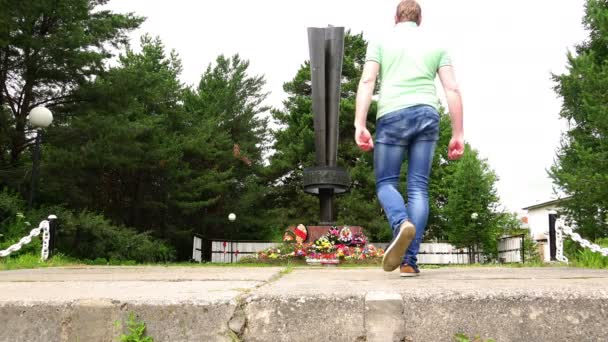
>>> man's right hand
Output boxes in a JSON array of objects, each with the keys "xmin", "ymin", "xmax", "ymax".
[
  {"xmin": 448, "ymin": 135, "xmax": 464, "ymax": 160},
  {"xmin": 355, "ymin": 126, "xmax": 374, "ymax": 152}
]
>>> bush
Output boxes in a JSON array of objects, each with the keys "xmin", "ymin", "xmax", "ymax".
[
  {"xmin": 1, "ymin": 189, "xmax": 175, "ymax": 263},
  {"xmin": 0, "ymin": 188, "xmax": 25, "ymax": 222},
  {"xmin": 46, "ymin": 207, "xmax": 175, "ymax": 263},
  {"xmin": 0, "ymin": 189, "xmax": 40, "ymax": 256},
  {"xmin": 522, "ymin": 236, "xmax": 541, "ymax": 264}
]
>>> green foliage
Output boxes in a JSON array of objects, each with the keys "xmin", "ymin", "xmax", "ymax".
[
  {"xmin": 1, "ymin": 186, "xmax": 174, "ymax": 262},
  {"xmin": 118, "ymin": 312, "xmax": 154, "ymax": 342},
  {"xmin": 37, "ymin": 35, "xmax": 272, "ymax": 258},
  {"xmin": 0, "ymin": 253, "xmax": 77, "ymax": 270},
  {"xmin": 0, "ymin": 188, "xmax": 24, "ymax": 221},
  {"xmin": 42, "ymin": 35, "xmax": 187, "ymax": 230},
  {"xmin": 0, "ymin": 189, "xmax": 39, "ymax": 255},
  {"xmin": 183, "ymin": 54, "xmax": 273, "ymax": 242},
  {"xmin": 550, "ymin": 0, "xmax": 608, "ymax": 240},
  {"xmin": 443, "ymin": 147, "xmax": 502, "ymax": 259},
  {"xmin": 454, "ymin": 333, "xmax": 496, "ymax": 342},
  {"xmin": 424, "ymin": 111, "xmax": 458, "ymax": 240},
  {"xmin": 0, "ymin": 0, "xmax": 143, "ymax": 176},
  {"xmin": 47, "ymin": 206, "xmax": 175, "ymax": 263},
  {"xmin": 575, "ymin": 248, "xmax": 608, "ymax": 268},
  {"xmin": 566, "ymin": 238, "xmax": 608, "ymax": 268},
  {"xmin": 522, "ymin": 235, "xmax": 541, "ymax": 264}
]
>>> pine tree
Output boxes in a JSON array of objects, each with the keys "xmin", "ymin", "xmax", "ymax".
[
  {"xmin": 550, "ymin": 0, "xmax": 608, "ymax": 240},
  {"xmin": 41, "ymin": 35, "xmax": 190, "ymax": 244},
  {"xmin": 0, "ymin": 0, "xmax": 142, "ymax": 175},
  {"xmin": 184, "ymin": 54, "xmax": 273, "ymax": 242},
  {"xmin": 444, "ymin": 147, "xmax": 502, "ymax": 259}
]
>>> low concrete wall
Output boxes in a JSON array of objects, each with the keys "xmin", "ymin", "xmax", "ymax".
[
  {"xmin": 0, "ymin": 301, "xmax": 237, "ymax": 342},
  {"xmin": 1, "ymin": 267, "xmax": 607, "ymax": 342}
]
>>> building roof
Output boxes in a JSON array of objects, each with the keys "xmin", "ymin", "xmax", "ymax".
[{"xmin": 522, "ymin": 197, "xmax": 571, "ymax": 211}]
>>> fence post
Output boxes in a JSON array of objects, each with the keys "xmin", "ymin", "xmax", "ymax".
[
  {"xmin": 521, "ymin": 235, "xmax": 525, "ymax": 264},
  {"xmin": 48, "ymin": 215, "xmax": 58, "ymax": 258}
]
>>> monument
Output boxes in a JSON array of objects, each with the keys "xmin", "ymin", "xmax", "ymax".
[{"xmin": 302, "ymin": 26, "xmax": 350, "ymax": 226}]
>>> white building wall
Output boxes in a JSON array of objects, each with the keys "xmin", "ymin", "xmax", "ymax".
[
  {"xmin": 527, "ymin": 205, "xmax": 558, "ymax": 240},
  {"xmin": 526, "ymin": 205, "xmax": 559, "ymax": 262}
]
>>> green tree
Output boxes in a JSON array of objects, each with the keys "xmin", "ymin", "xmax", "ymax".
[
  {"xmin": 444, "ymin": 147, "xmax": 502, "ymax": 259},
  {"xmin": 0, "ymin": 0, "xmax": 142, "ymax": 183},
  {"xmin": 550, "ymin": 0, "xmax": 608, "ymax": 240},
  {"xmin": 424, "ymin": 110, "xmax": 459, "ymax": 241},
  {"xmin": 42, "ymin": 35, "xmax": 185, "ymax": 227},
  {"xmin": 39, "ymin": 35, "xmax": 194, "ymax": 256},
  {"xmin": 37, "ymin": 34, "xmax": 271, "ymax": 259},
  {"xmin": 42, "ymin": 38, "xmax": 268, "ymax": 259},
  {"xmin": 184, "ymin": 54, "xmax": 273, "ymax": 242}
]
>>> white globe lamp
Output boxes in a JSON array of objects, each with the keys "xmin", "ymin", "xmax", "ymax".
[
  {"xmin": 228, "ymin": 213, "xmax": 236, "ymax": 222},
  {"xmin": 28, "ymin": 106, "xmax": 53, "ymax": 128}
]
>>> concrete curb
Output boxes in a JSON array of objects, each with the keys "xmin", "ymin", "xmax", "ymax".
[
  {"xmin": 1, "ymin": 267, "xmax": 608, "ymax": 341},
  {"xmin": 236, "ymin": 291, "xmax": 608, "ymax": 342},
  {"xmin": 3, "ymin": 292, "xmax": 607, "ymax": 342},
  {"xmin": 0, "ymin": 300, "xmax": 238, "ymax": 342}
]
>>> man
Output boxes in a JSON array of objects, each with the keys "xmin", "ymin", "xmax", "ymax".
[{"xmin": 354, "ymin": 0, "xmax": 464, "ymax": 277}]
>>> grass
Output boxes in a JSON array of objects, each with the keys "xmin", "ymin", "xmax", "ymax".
[
  {"xmin": 433, "ymin": 260, "xmax": 552, "ymax": 268},
  {"xmin": 454, "ymin": 333, "xmax": 495, "ymax": 342},
  {"xmin": 570, "ymin": 249, "xmax": 608, "ymax": 269},
  {"xmin": 0, "ymin": 254, "xmax": 283, "ymax": 271},
  {"xmin": 279, "ymin": 264, "xmax": 294, "ymax": 275},
  {"xmin": 0, "ymin": 252, "xmax": 599, "ymax": 271},
  {"xmin": 116, "ymin": 312, "xmax": 154, "ymax": 342},
  {"xmin": 0, "ymin": 253, "xmax": 78, "ymax": 270}
]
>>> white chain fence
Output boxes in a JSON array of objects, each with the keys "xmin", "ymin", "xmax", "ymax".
[
  {"xmin": 556, "ymin": 218, "xmax": 608, "ymax": 263},
  {"xmin": 0, "ymin": 215, "xmax": 56, "ymax": 261}
]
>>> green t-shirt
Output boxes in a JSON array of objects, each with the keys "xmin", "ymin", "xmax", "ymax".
[{"xmin": 365, "ymin": 21, "xmax": 452, "ymax": 119}]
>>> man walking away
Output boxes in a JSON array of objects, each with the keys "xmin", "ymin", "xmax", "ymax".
[{"xmin": 354, "ymin": 0, "xmax": 464, "ymax": 277}]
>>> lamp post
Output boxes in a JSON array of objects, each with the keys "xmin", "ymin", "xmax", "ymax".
[
  {"xmin": 228, "ymin": 213, "xmax": 236, "ymax": 263},
  {"xmin": 470, "ymin": 212, "xmax": 479, "ymax": 264},
  {"xmin": 27, "ymin": 106, "xmax": 53, "ymax": 209}
]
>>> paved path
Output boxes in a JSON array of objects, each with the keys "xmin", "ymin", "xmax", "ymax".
[{"xmin": 1, "ymin": 266, "xmax": 607, "ymax": 341}]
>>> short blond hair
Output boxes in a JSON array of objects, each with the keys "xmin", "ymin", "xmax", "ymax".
[{"xmin": 395, "ymin": 0, "xmax": 422, "ymax": 24}]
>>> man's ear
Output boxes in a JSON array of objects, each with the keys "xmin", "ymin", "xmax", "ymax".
[{"xmin": 394, "ymin": 15, "xmax": 400, "ymax": 25}]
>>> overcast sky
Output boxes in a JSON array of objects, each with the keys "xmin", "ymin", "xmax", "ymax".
[{"xmin": 104, "ymin": 0, "xmax": 589, "ymax": 213}]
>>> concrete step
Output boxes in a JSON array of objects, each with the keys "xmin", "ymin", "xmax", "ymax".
[{"xmin": 1, "ymin": 266, "xmax": 607, "ymax": 342}]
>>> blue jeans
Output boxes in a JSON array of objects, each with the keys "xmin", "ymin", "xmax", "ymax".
[{"xmin": 374, "ymin": 105, "xmax": 439, "ymax": 267}]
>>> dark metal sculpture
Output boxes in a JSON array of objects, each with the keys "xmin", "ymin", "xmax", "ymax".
[{"xmin": 303, "ymin": 26, "xmax": 350, "ymax": 225}]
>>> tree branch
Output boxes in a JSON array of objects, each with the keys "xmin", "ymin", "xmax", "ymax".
[
  {"xmin": 3, "ymin": 84, "xmax": 18, "ymax": 117},
  {"xmin": 13, "ymin": 137, "xmax": 38, "ymax": 154},
  {"xmin": 32, "ymin": 95, "xmax": 73, "ymax": 107}
]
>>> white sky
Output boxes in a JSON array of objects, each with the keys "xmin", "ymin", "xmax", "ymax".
[{"xmin": 104, "ymin": 0, "xmax": 589, "ymax": 213}]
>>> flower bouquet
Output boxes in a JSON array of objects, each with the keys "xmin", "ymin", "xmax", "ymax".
[{"xmin": 254, "ymin": 226, "xmax": 384, "ymax": 265}]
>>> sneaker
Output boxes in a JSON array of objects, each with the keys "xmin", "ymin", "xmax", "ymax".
[
  {"xmin": 400, "ymin": 264, "xmax": 420, "ymax": 277},
  {"xmin": 382, "ymin": 220, "xmax": 416, "ymax": 272}
]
